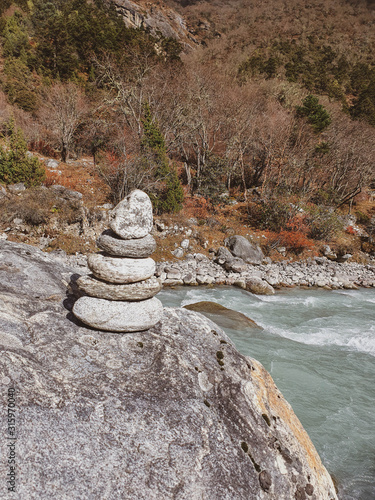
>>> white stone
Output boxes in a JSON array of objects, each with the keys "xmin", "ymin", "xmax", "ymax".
[
  {"xmin": 73, "ymin": 296, "xmax": 163, "ymax": 332},
  {"xmin": 88, "ymin": 253, "xmax": 155, "ymax": 284},
  {"xmin": 110, "ymin": 190, "xmax": 153, "ymax": 239}
]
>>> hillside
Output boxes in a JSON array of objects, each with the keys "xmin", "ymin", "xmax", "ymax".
[{"xmin": 0, "ymin": 0, "xmax": 374, "ymax": 261}]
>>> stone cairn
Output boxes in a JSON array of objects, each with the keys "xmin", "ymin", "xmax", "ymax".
[{"xmin": 72, "ymin": 190, "xmax": 163, "ymax": 332}]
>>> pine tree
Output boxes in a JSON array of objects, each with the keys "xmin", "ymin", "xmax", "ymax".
[
  {"xmin": 296, "ymin": 95, "xmax": 331, "ymax": 132},
  {"xmin": 141, "ymin": 102, "xmax": 183, "ymax": 212}
]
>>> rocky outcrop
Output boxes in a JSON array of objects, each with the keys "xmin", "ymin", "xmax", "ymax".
[
  {"xmin": 0, "ymin": 240, "xmax": 338, "ymax": 499},
  {"xmin": 107, "ymin": 0, "xmax": 197, "ymax": 49}
]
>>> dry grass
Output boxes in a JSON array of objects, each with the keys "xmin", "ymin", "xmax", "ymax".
[
  {"xmin": 43, "ymin": 156, "xmax": 110, "ymax": 208},
  {"xmin": 46, "ymin": 234, "xmax": 97, "ymax": 255}
]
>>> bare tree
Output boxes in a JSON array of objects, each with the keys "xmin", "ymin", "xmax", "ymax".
[{"xmin": 39, "ymin": 83, "xmax": 89, "ymax": 162}]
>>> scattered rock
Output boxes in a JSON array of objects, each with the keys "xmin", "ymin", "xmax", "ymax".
[
  {"xmin": 224, "ymin": 257, "xmax": 248, "ymax": 273},
  {"xmin": 45, "ymin": 159, "xmax": 59, "ymax": 169},
  {"xmin": 50, "ymin": 184, "xmax": 83, "ymax": 200},
  {"xmin": 245, "ymin": 277, "xmax": 275, "ymax": 295},
  {"xmin": 171, "ymin": 247, "xmax": 184, "ymax": 258},
  {"xmin": 215, "ymin": 246, "xmax": 235, "ymax": 265},
  {"xmin": 224, "ymin": 235, "xmax": 264, "ymax": 265},
  {"xmin": 8, "ymin": 182, "xmax": 26, "ymax": 193}
]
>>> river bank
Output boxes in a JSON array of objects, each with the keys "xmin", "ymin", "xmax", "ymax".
[
  {"xmin": 59, "ymin": 249, "xmax": 375, "ymax": 293},
  {"xmin": 155, "ymin": 252, "xmax": 375, "ymax": 291}
]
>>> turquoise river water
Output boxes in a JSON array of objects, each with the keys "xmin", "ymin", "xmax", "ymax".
[{"xmin": 159, "ymin": 286, "xmax": 375, "ymax": 500}]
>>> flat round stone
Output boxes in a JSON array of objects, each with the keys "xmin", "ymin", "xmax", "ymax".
[
  {"xmin": 77, "ymin": 275, "xmax": 162, "ymax": 301},
  {"xmin": 88, "ymin": 254, "xmax": 155, "ymax": 284},
  {"xmin": 97, "ymin": 230, "xmax": 156, "ymax": 258},
  {"xmin": 73, "ymin": 296, "xmax": 163, "ymax": 332},
  {"xmin": 110, "ymin": 190, "xmax": 153, "ymax": 239}
]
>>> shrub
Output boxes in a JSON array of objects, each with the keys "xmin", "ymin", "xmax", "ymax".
[
  {"xmin": 247, "ymin": 198, "xmax": 298, "ymax": 232},
  {"xmin": 264, "ymin": 229, "xmax": 314, "ymax": 254},
  {"xmin": 279, "ymin": 230, "xmax": 314, "ymax": 253},
  {"xmin": 0, "ymin": 120, "xmax": 45, "ymax": 186},
  {"xmin": 193, "ymin": 153, "xmax": 228, "ymax": 206},
  {"xmin": 0, "ymin": 187, "xmax": 55, "ymax": 225},
  {"xmin": 304, "ymin": 205, "xmax": 343, "ymax": 240}
]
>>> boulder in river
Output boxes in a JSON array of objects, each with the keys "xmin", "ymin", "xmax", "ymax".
[{"xmin": 184, "ymin": 300, "xmax": 262, "ymax": 330}]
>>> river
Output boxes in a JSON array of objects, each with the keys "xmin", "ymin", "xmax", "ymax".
[{"xmin": 159, "ymin": 286, "xmax": 375, "ymax": 500}]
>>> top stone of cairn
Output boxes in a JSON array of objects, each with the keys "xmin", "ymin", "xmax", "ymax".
[{"xmin": 110, "ymin": 189, "xmax": 153, "ymax": 240}]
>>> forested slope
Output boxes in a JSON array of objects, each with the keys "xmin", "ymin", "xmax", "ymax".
[{"xmin": 0, "ymin": 0, "xmax": 374, "ymax": 257}]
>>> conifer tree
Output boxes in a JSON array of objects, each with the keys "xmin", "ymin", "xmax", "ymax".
[{"xmin": 141, "ymin": 102, "xmax": 183, "ymax": 212}]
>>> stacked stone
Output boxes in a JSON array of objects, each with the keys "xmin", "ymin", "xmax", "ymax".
[{"xmin": 73, "ymin": 190, "xmax": 163, "ymax": 332}]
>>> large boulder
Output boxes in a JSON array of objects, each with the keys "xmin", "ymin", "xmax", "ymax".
[
  {"xmin": 0, "ymin": 240, "xmax": 337, "ymax": 500},
  {"xmin": 224, "ymin": 235, "xmax": 264, "ymax": 265}
]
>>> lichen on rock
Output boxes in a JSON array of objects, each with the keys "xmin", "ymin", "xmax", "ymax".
[{"xmin": 0, "ymin": 239, "xmax": 338, "ymax": 499}]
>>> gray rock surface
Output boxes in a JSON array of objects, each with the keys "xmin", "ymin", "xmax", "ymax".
[
  {"xmin": 51, "ymin": 184, "xmax": 83, "ymax": 200},
  {"xmin": 45, "ymin": 159, "xmax": 59, "ymax": 169},
  {"xmin": 224, "ymin": 257, "xmax": 248, "ymax": 273},
  {"xmin": 245, "ymin": 277, "xmax": 275, "ymax": 295},
  {"xmin": 97, "ymin": 230, "xmax": 156, "ymax": 258},
  {"xmin": 88, "ymin": 253, "xmax": 156, "ymax": 284},
  {"xmin": 224, "ymin": 235, "xmax": 264, "ymax": 265},
  {"xmin": 110, "ymin": 189, "xmax": 153, "ymax": 239},
  {"xmin": 7, "ymin": 182, "xmax": 25, "ymax": 193},
  {"xmin": 0, "ymin": 240, "xmax": 338, "ymax": 500},
  {"xmin": 73, "ymin": 295, "xmax": 163, "ymax": 331},
  {"xmin": 76, "ymin": 275, "xmax": 162, "ymax": 301},
  {"xmin": 171, "ymin": 247, "xmax": 184, "ymax": 258}
]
